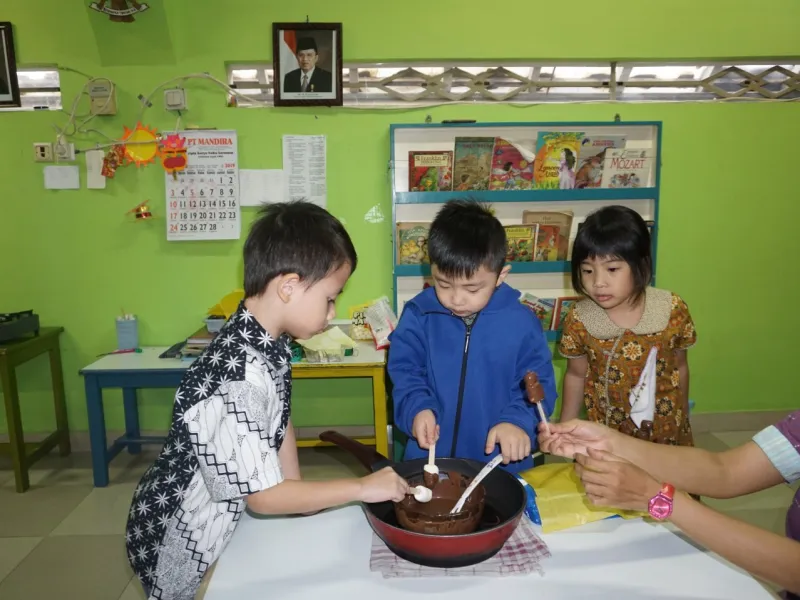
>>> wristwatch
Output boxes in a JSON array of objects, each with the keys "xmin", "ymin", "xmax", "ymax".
[{"xmin": 648, "ymin": 483, "xmax": 675, "ymax": 520}]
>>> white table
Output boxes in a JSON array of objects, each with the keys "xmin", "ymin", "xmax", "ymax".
[
  {"xmin": 205, "ymin": 505, "xmax": 775, "ymax": 599},
  {"xmin": 79, "ymin": 341, "xmax": 388, "ymax": 487}
]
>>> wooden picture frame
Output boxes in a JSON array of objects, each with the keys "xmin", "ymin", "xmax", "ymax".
[
  {"xmin": 272, "ymin": 22, "xmax": 342, "ymax": 107},
  {"xmin": 0, "ymin": 23, "xmax": 21, "ymax": 108}
]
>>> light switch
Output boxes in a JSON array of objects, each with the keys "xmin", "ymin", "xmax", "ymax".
[{"xmin": 164, "ymin": 88, "xmax": 187, "ymax": 111}]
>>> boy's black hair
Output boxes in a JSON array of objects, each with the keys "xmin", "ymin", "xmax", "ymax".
[
  {"xmin": 428, "ymin": 199, "xmax": 506, "ymax": 278},
  {"xmin": 243, "ymin": 200, "xmax": 357, "ymax": 297},
  {"xmin": 571, "ymin": 205, "xmax": 652, "ymax": 300}
]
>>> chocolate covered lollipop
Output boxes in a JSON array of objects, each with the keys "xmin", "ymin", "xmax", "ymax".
[{"xmin": 525, "ymin": 371, "xmax": 550, "ymax": 434}]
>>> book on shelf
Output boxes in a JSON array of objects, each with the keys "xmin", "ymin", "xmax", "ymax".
[
  {"xmin": 533, "ymin": 131, "xmax": 584, "ymax": 190},
  {"xmin": 575, "ymin": 135, "xmax": 627, "ymax": 189},
  {"xmin": 396, "ymin": 222, "xmax": 430, "ymax": 265},
  {"xmin": 519, "ymin": 293, "xmax": 556, "ymax": 330},
  {"xmin": 489, "ymin": 138, "xmax": 535, "ymax": 191},
  {"xmin": 552, "ymin": 296, "xmax": 580, "ymax": 331},
  {"xmin": 452, "ymin": 137, "xmax": 495, "ymax": 191},
  {"xmin": 504, "ymin": 224, "xmax": 539, "ymax": 263},
  {"xmin": 522, "ymin": 210, "xmax": 573, "ymax": 260},
  {"xmin": 600, "ymin": 148, "xmax": 654, "ymax": 188},
  {"xmin": 534, "ymin": 225, "xmax": 560, "ymax": 262},
  {"xmin": 408, "ymin": 150, "xmax": 453, "ymax": 192}
]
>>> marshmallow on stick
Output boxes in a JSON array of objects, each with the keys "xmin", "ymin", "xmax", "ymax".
[{"xmin": 524, "ymin": 371, "xmax": 550, "ymax": 434}]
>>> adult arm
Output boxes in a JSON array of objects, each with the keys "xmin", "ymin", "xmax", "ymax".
[
  {"xmin": 541, "ymin": 419, "xmax": 784, "ymax": 498},
  {"xmin": 577, "ymin": 449, "xmax": 800, "ymax": 595},
  {"xmin": 669, "ymin": 494, "xmax": 800, "ymax": 595}
]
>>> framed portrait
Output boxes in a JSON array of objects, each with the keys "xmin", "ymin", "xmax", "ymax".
[
  {"xmin": 272, "ymin": 22, "xmax": 342, "ymax": 107},
  {"xmin": 0, "ymin": 23, "xmax": 21, "ymax": 108}
]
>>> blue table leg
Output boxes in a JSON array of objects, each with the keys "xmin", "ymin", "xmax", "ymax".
[
  {"xmin": 84, "ymin": 375, "xmax": 109, "ymax": 487},
  {"xmin": 123, "ymin": 388, "xmax": 141, "ymax": 455}
]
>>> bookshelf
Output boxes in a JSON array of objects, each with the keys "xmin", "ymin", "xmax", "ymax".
[{"xmin": 389, "ymin": 121, "xmax": 662, "ymax": 342}]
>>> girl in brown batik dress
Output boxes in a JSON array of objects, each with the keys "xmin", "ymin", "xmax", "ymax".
[{"xmin": 558, "ymin": 206, "xmax": 697, "ymax": 446}]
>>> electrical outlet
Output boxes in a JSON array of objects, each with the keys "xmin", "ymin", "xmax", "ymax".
[
  {"xmin": 34, "ymin": 142, "xmax": 53, "ymax": 162},
  {"xmin": 54, "ymin": 141, "xmax": 76, "ymax": 161}
]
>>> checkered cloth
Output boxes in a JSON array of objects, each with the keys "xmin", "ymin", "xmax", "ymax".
[{"xmin": 369, "ymin": 515, "xmax": 551, "ymax": 578}]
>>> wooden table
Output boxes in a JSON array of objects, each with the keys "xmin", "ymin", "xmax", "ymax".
[
  {"xmin": 0, "ymin": 327, "xmax": 71, "ymax": 492},
  {"xmin": 79, "ymin": 342, "xmax": 388, "ymax": 487}
]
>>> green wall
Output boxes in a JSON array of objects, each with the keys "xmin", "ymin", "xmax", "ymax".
[{"xmin": 1, "ymin": 0, "xmax": 799, "ymax": 436}]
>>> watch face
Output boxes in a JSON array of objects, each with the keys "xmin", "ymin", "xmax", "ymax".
[{"xmin": 649, "ymin": 494, "xmax": 672, "ymax": 520}]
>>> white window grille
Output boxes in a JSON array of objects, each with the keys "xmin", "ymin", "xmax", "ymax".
[
  {"xmin": 0, "ymin": 66, "xmax": 62, "ymax": 110},
  {"xmin": 227, "ymin": 60, "xmax": 800, "ymax": 107}
]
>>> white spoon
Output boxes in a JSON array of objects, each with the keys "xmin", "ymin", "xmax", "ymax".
[
  {"xmin": 449, "ymin": 454, "xmax": 504, "ymax": 514},
  {"xmin": 408, "ymin": 485, "xmax": 433, "ymax": 503},
  {"xmin": 423, "ymin": 440, "xmax": 439, "ymax": 484}
]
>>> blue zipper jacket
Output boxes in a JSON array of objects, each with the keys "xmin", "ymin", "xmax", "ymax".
[{"xmin": 388, "ymin": 283, "xmax": 557, "ymax": 473}]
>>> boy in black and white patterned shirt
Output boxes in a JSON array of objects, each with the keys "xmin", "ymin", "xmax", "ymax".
[{"xmin": 125, "ymin": 201, "xmax": 408, "ymax": 600}]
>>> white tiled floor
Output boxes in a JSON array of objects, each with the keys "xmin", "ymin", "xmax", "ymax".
[{"xmin": 0, "ymin": 432, "xmax": 792, "ymax": 599}]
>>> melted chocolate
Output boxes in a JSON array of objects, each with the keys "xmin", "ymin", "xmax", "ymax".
[
  {"xmin": 524, "ymin": 371, "xmax": 545, "ymax": 404},
  {"xmin": 423, "ymin": 469, "xmax": 439, "ymax": 489},
  {"xmin": 395, "ymin": 470, "xmax": 486, "ymax": 535}
]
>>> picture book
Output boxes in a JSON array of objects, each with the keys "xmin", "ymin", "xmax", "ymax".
[
  {"xmin": 575, "ymin": 135, "xmax": 627, "ymax": 188},
  {"xmin": 600, "ymin": 148, "xmax": 654, "ymax": 188},
  {"xmin": 522, "ymin": 210, "xmax": 574, "ymax": 260},
  {"xmin": 396, "ymin": 222, "xmax": 430, "ymax": 265},
  {"xmin": 408, "ymin": 150, "xmax": 453, "ymax": 192},
  {"xmin": 519, "ymin": 293, "xmax": 556, "ymax": 330},
  {"xmin": 489, "ymin": 138, "xmax": 535, "ymax": 190},
  {"xmin": 534, "ymin": 225, "xmax": 560, "ymax": 262},
  {"xmin": 533, "ymin": 131, "xmax": 584, "ymax": 189},
  {"xmin": 452, "ymin": 137, "xmax": 495, "ymax": 191},
  {"xmin": 504, "ymin": 224, "xmax": 539, "ymax": 262},
  {"xmin": 552, "ymin": 296, "xmax": 580, "ymax": 331}
]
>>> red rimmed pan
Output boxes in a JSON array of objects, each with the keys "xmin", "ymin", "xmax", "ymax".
[{"xmin": 319, "ymin": 431, "xmax": 526, "ymax": 568}]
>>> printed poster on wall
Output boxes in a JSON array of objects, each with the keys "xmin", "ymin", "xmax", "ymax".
[
  {"xmin": 282, "ymin": 135, "xmax": 326, "ymax": 207},
  {"xmin": 165, "ymin": 130, "xmax": 241, "ymax": 241}
]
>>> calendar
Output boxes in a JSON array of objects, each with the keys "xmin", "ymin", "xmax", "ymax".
[{"xmin": 165, "ymin": 130, "xmax": 241, "ymax": 241}]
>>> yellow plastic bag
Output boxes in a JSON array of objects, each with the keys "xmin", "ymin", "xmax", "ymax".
[{"xmin": 519, "ymin": 462, "xmax": 646, "ymax": 533}]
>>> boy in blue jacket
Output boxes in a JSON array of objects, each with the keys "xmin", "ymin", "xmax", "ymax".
[{"xmin": 389, "ymin": 200, "xmax": 557, "ymax": 473}]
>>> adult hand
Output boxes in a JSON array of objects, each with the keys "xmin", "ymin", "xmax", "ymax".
[
  {"xmin": 574, "ymin": 447, "xmax": 661, "ymax": 511},
  {"xmin": 537, "ymin": 419, "xmax": 615, "ymax": 458}
]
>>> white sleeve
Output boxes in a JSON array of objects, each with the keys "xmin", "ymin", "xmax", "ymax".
[
  {"xmin": 184, "ymin": 379, "xmax": 284, "ymax": 502},
  {"xmin": 753, "ymin": 424, "xmax": 800, "ymax": 484}
]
